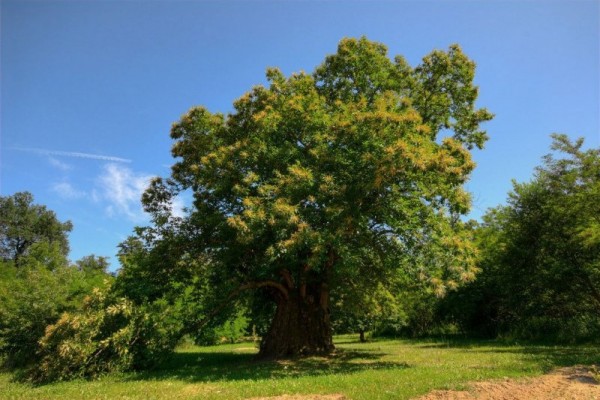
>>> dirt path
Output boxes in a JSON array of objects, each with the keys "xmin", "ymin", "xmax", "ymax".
[{"xmin": 417, "ymin": 366, "xmax": 600, "ymax": 400}]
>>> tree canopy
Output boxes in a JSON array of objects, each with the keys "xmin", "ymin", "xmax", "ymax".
[
  {"xmin": 0, "ymin": 191, "xmax": 73, "ymax": 266},
  {"xmin": 129, "ymin": 37, "xmax": 492, "ymax": 357}
]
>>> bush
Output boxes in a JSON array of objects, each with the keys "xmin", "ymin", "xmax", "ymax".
[
  {"xmin": 0, "ymin": 256, "xmax": 112, "ymax": 367},
  {"xmin": 28, "ymin": 287, "xmax": 182, "ymax": 383}
]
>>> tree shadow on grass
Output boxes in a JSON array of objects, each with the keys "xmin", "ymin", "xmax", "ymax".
[
  {"xmin": 500, "ymin": 345, "xmax": 600, "ymax": 372},
  {"xmin": 126, "ymin": 347, "xmax": 410, "ymax": 383},
  {"xmin": 414, "ymin": 338, "xmax": 600, "ymax": 372}
]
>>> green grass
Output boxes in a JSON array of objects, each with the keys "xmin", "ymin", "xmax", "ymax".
[{"xmin": 1, "ymin": 336, "xmax": 599, "ymax": 399}]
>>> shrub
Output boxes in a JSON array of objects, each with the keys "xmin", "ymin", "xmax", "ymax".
[
  {"xmin": 0, "ymin": 244, "xmax": 115, "ymax": 368},
  {"xmin": 28, "ymin": 287, "xmax": 182, "ymax": 383},
  {"xmin": 0, "ymin": 260, "xmax": 108, "ymax": 367}
]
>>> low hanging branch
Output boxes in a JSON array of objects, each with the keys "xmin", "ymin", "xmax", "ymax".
[
  {"xmin": 239, "ymin": 280, "xmax": 289, "ymax": 300},
  {"xmin": 188, "ymin": 279, "xmax": 289, "ymax": 334},
  {"xmin": 280, "ymin": 269, "xmax": 295, "ymax": 289}
]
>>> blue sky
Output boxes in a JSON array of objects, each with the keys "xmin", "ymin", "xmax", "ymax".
[{"xmin": 1, "ymin": 0, "xmax": 598, "ymax": 269}]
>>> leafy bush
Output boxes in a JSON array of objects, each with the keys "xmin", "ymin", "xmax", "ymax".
[
  {"xmin": 0, "ymin": 252, "xmax": 111, "ymax": 367},
  {"xmin": 0, "ymin": 193, "xmax": 117, "ymax": 370},
  {"xmin": 28, "ymin": 287, "xmax": 182, "ymax": 383}
]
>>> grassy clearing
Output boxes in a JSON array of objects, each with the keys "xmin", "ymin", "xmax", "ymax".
[{"xmin": 1, "ymin": 336, "xmax": 598, "ymax": 400}]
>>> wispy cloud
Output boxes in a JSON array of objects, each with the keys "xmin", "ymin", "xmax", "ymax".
[
  {"xmin": 97, "ymin": 163, "xmax": 152, "ymax": 222},
  {"xmin": 52, "ymin": 181, "xmax": 86, "ymax": 199},
  {"xmin": 48, "ymin": 157, "xmax": 72, "ymax": 171},
  {"xmin": 10, "ymin": 147, "xmax": 131, "ymax": 163}
]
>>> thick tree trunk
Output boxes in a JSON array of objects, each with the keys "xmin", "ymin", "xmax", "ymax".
[
  {"xmin": 258, "ymin": 286, "xmax": 334, "ymax": 358},
  {"xmin": 359, "ymin": 329, "xmax": 366, "ymax": 343}
]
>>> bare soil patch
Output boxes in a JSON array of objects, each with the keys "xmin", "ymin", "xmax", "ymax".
[{"xmin": 417, "ymin": 366, "xmax": 600, "ymax": 400}]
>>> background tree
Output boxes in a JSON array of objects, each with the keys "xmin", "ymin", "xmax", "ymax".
[
  {"xmin": 331, "ymin": 281, "xmax": 405, "ymax": 342},
  {"xmin": 438, "ymin": 134, "xmax": 600, "ymax": 340},
  {"xmin": 0, "ymin": 192, "xmax": 72, "ymax": 266},
  {"xmin": 140, "ymin": 37, "xmax": 492, "ymax": 358},
  {"xmin": 75, "ymin": 255, "xmax": 110, "ymax": 275},
  {"xmin": 0, "ymin": 193, "xmax": 114, "ymax": 367}
]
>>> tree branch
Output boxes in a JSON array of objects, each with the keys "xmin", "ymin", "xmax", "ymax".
[
  {"xmin": 280, "ymin": 269, "xmax": 295, "ymax": 289},
  {"xmin": 238, "ymin": 280, "xmax": 289, "ymax": 299},
  {"xmin": 187, "ymin": 279, "xmax": 289, "ymax": 333}
]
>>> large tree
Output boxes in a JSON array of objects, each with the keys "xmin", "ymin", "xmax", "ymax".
[
  {"xmin": 0, "ymin": 191, "xmax": 72, "ymax": 266},
  {"xmin": 140, "ymin": 37, "xmax": 492, "ymax": 357}
]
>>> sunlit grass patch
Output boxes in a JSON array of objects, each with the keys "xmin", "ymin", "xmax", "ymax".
[{"xmin": 1, "ymin": 337, "xmax": 598, "ymax": 399}]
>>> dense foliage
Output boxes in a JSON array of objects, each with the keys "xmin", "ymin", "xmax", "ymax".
[
  {"xmin": 29, "ymin": 287, "xmax": 181, "ymax": 383},
  {"xmin": 0, "ymin": 192, "xmax": 73, "ymax": 265},
  {"xmin": 0, "ymin": 193, "xmax": 113, "ymax": 368},
  {"xmin": 430, "ymin": 135, "xmax": 600, "ymax": 341},
  {"xmin": 0, "ymin": 257, "xmax": 108, "ymax": 367}
]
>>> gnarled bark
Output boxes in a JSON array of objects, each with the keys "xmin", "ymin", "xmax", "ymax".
[{"xmin": 258, "ymin": 284, "xmax": 334, "ymax": 358}]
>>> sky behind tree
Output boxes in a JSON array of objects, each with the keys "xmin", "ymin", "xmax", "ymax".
[{"xmin": 1, "ymin": 0, "xmax": 598, "ymax": 268}]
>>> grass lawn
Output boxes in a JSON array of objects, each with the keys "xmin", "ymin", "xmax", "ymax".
[{"xmin": 1, "ymin": 336, "xmax": 598, "ymax": 400}]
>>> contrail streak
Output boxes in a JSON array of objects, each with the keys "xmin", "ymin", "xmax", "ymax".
[{"xmin": 9, "ymin": 147, "xmax": 131, "ymax": 163}]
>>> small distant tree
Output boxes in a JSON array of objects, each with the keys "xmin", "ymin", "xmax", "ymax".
[
  {"xmin": 75, "ymin": 255, "xmax": 110, "ymax": 274},
  {"xmin": 0, "ymin": 192, "xmax": 72, "ymax": 266},
  {"xmin": 332, "ymin": 282, "xmax": 404, "ymax": 342}
]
